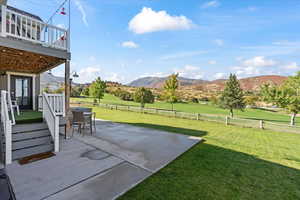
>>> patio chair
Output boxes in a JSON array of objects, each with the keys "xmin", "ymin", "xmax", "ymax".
[
  {"xmin": 71, "ymin": 111, "xmax": 85, "ymax": 136},
  {"xmin": 7, "ymin": 95, "xmax": 20, "ymax": 116},
  {"xmin": 83, "ymin": 112, "xmax": 96, "ymax": 135}
]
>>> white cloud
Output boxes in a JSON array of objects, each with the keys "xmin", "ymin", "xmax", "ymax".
[
  {"xmin": 121, "ymin": 41, "xmax": 139, "ymax": 48},
  {"xmin": 231, "ymin": 56, "xmax": 277, "ymax": 77},
  {"xmin": 56, "ymin": 24, "xmax": 66, "ymax": 29},
  {"xmin": 201, "ymin": 1, "xmax": 220, "ymax": 9},
  {"xmin": 88, "ymin": 56, "xmax": 96, "ymax": 62},
  {"xmin": 76, "ymin": 66, "xmax": 127, "ymax": 83},
  {"xmin": 77, "ymin": 66, "xmax": 102, "ymax": 83},
  {"xmin": 214, "ymin": 72, "xmax": 226, "ymax": 79},
  {"xmin": 208, "ymin": 60, "xmax": 217, "ymax": 65},
  {"xmin": 135, "ymin": 59, "xmax": 143, "ymax": 64},
  {"xmin": 129, "ymin": 7, "xmax": 194, "ymax": 34},
  {"xmin": 242, "ymin": 56, "xmax": 276, "ymax": 67},
  {"xmin": 173, "ymin": 65, "xmax": 204, "ymax": 79},
  {"xmin": 161, "ymin": 50, "xmax": 207, "ymax": 60},
  {"xmin": 74, "ymin": 0, "xmax": 88, "ymax": 27},
  {"xmin": 139, "ymin": 72, "xmax": 169, "ymax": 78},
  {"xmin": 282, "ymin": 62, "xmax": 300, "ymax": 70},
  {"xmin": 247, "ymin": 6, "xmax": 257, "ymax": 12},
  {"xmin": 105, "ymin": 73, "xmax": 125, "ymax": 83},
  {"xmin": 213, "ymin": 39, "xmax": 224, "ymax": 46}
]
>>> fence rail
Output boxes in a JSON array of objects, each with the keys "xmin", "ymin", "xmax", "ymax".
[{"xmin": 71, "ymin": 100, "xmax": 300, "ymax": 134}]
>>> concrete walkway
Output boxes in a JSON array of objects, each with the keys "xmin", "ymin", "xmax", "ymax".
[{"xmin": 6, "ymin": 120, "xmax": 202, "ymax": 200}]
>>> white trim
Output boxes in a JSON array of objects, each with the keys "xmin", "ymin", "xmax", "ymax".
[{"xmin": 6, "ymin": 72, "xmax": 37, "ymax": 110}]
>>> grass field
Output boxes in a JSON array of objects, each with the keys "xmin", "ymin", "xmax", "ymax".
[
  {"xmin": 71, "ymin": 94, "xmax": 300, "ymax": 125},
  {"xmin": 88, "ymin": 106, "xmax": 300, "ymax": 200}
]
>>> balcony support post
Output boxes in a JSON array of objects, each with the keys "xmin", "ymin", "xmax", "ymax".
[
  {"xmin": 65, "ymin": 59, "xmax": 71, "ymax": 138},
  {"xmin": 1, "ymin": 5, "xmax": 6, "ymax": 37}
]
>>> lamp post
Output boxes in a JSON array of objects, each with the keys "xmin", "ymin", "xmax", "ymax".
[{"xmin": 69, "ymin": 71, "xmax": 79, "ymax": 97}]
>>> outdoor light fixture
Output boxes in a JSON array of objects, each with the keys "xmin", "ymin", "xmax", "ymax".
[{"xmin": 72, "ymin": 72, "xmax": 79, "ymax": 78}]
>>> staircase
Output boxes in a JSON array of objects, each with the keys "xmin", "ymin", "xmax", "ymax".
[{"xmin": 11, "ymin": 123, "xmax": 54, "ymax": 160}]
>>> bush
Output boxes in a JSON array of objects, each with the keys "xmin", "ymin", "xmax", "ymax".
[
  {"xmin": 119, "ymin": 91, "xmax": 133, "ymax": 101},
  {"xmin": 199, "ymin": 97, "xmax": 209, "ymax": 102},
  {"xmin": 190, "ymin": 97, "xmax": 199, "ymax": 103}
]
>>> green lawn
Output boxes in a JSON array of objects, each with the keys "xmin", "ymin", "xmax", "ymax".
[
  {"xmin": 15, "ymin": 110, "xmax": 43, "ymax": 124},
  {"xmin": 88, "ymin": 106, "xmax": 300, "ymax": 200},
  {"xmin": 72, "ymin": 94, "xmax": 299, "ymax": 125}
]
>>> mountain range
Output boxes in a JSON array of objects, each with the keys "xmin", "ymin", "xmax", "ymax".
[
  {"xmin": 128, "ymin": 75, "xmax": 288, "ymax": 91},
  {"xmin": 128, "ymin": 76, "xmax": 208, "ymax": 88}
]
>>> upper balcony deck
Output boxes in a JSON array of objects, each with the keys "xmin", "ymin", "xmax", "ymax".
[
  {"xmin": 0, "ymin": 5, "xmax": 69, "ymax": 52},
  {"xmin": 0, "ymin": 5, "xmax": 70, "ymax": 74}
]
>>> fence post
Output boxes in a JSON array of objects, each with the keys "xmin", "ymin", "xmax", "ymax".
[
  {"xmin": 127, "ymin": 106, "xmax": 130, "ymax": 111},
  {"xmin": 197, "ymin": 113, "xmax": 199, "ymax": 120},
  {"xmin": 260, "ymin": 120, "xmax": 264, "ymax": 129},
  {"xmin": 174, "ymin": 111, "xmax": 176, "ymax": 118},
  {"xmin": 225, "ymin": 116, "xmax": 229, "ymax": 125}
]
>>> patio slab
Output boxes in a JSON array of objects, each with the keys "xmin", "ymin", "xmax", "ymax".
[
  {"xmin": 76, "ymin": 120, "xmax": 202, "ymax": 173},
  {"xmin": 45, "ymin": 162, "xmax": 151, "ymax": 200},
  {"xmin": 6, "ymin": 120, "xmax": 202, "ymax": 200},
  {"xmin": 6, "ymin": 139, "xmax": 123, "ymax": 200}
]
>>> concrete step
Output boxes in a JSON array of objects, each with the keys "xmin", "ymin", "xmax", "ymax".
[
  {"xmin": 13, "ymin": 123, "xmax": 48, "ymax": 134},
  {"xmin": 12, "ymin": 136, "xmax": 52, "ymax": 150},
  {"xmin": 12, "ymin": 144, "xmax": 54, "ymax": 160},
  {"xmin": 12, "ymin": 129, "xmax": 51, "ymax": 142}
]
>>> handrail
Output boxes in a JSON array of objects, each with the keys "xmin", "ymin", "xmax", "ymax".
[
  {"xmin": 0, "ymin": 5, "xmax": 69, "ymax": 51},
  {"xmin": 42, "ymin": 92, "xmax": 59, "ymax": 152},
  {"xmin": 39, "ymin": 93, "xmax": 65, "ymax": 116},
  {"xmin": 1, "ymin": 90, "xmax": 12, "ymax": 164}
]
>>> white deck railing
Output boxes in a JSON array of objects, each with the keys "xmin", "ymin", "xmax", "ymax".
[
  {"xmin": 42, "ymin": 92, "xmax": 59, "ymax": 152},
  {"xmin": 1, "ymin": 90, "xmax": 12, "ymax": 164},
  {"xmin": 0, "ymin": 5, "xmax": 69, "ymax": 51},
  {"xmin": 39, "ymin": 93, "xmax": 65, "ymax": 116}
]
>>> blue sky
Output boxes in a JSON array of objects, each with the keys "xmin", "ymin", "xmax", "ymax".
[{"xmin": 10, "ymin": 0, "xmax": 300, "ymax": 83}]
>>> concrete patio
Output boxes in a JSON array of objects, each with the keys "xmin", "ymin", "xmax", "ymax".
[{"xmin": 6, "ymin": 120, "xmax": 202, "ymax": 200}]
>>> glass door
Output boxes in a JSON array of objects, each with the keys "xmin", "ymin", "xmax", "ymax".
[{"xmin": 11, "ymin": 76, "xmax": 32, "ymax": 109}]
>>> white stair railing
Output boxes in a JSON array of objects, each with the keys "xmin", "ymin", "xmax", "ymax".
[
  {"xmin": 1, "ymin": 90, "xmax": 12, "ymax": 164},
  {"xmin": 39, "ymin": 94, "xmax": 65, "ymax": 116},
  {"xmin": 42, "ymin": 93, "xmax": 59, "ymax": 152}
]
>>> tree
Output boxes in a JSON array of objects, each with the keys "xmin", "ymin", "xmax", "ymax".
[
  {"xmin": 134, "ymin": 87, "xmax": 154, "ymax": 108},
  {"xmin": 261, "ymin": 72, "xmax": 300, "ymax": 126},
  {"xmin": 163, "ymin": 73, "xmax": 179, "ymax": 110},
  {"xmin": 219, "ymin": 74, "xmax": 245, "ymax": 117},
  {"xmin": 90, "ymin": 77, "xmax": 107, "ymax": 102},
  {"xmin": 244, "ymin": 95, "xmax": 259, "ymax": 108},
  {"xmin": 81, "ymin": 87, "xmax": 90, "ymax": 96}
]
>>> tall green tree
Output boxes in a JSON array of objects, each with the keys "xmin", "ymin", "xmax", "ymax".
[
  {"xmin": 81, "ymin": 87, "xmax": 90, "ymax": 96},
  {"xmin": 219, "ymin": 74, "xmax": 245, "ymax": 117},
  {"xmin": 90, "ymin": 77, "xmax": 106, "ymax": 102},
  {"xmin": 134, "ymin": 87, "xmax": 154, "ymax": 108},
  {"xmin": 163, "ymin": 73, "xmax": 179, "ymax": 110},
  {"xmin": 261, "ymin": 72, "xmax": 300, "ymax": 126}
]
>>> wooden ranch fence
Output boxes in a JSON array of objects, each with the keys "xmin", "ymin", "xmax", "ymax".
[{"xmin": 71, "ymin": 100, "xmax": 300, "ymax": 134}]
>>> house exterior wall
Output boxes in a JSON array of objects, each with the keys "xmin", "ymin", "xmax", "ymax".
[{"xmin": 0, "ymin": 74, "xmax": 7, "ymax": 91}]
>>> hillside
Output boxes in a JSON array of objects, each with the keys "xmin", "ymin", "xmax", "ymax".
[
  {"xmin": 129, "ymin": 75, "xmax": 287, "ymax": 92},
  {"xmin": 189, "ymin": 75, "xmax": 287, "ymax": 92},
  {"xmin": 128, "ymin": 76, "xmax": 208, "ymax": 88}
]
